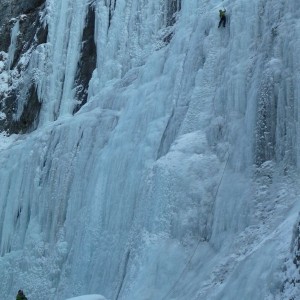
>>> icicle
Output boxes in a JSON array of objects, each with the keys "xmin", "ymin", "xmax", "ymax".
[
  {"xmin": 38, "ymin": 0, "xmax": 90, "ymax": 125},
  {"xmin": 6, "ymin": 20, "xmax": 20, "ymax": 70}
]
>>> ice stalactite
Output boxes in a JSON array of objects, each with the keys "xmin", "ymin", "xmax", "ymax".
[
  {"xmin": 37, "ymin": 0, "xmax": 90, "ymax": 125},
  {"xmin": 6, "ymin": 20, "xmax": 19, "ymax": 70}
]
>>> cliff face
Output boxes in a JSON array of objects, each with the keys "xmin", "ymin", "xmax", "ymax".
[
  {"xmin": 0, "ymin": 0, "xmax": 97, "ymax": 133},
  {"xmin": 0, "ymin": 0, "xmax": 46, "ymax": 133},
  {"xmin": 0, "ymin": 0, "xmax": 299, "ymax": 299}
]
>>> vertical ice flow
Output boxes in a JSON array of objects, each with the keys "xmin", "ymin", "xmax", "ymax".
[
  {"xmin": 6, "ymin": 20, "xmax": 20, "ymax": 70},
  {"xmin": 38, "ymin": 0, "xmax": 90, "ymax": 125}
]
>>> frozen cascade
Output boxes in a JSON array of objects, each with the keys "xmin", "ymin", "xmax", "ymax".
[
  {"xmin": 38, "ymin": 0, "xmax": 90, "ymax": 125},
  {"xmin": 0, "ymin": 0, "xmax": 300, "ymax": 299},
  {"xmin": 6, "ymin": 20, "xmax": 20, "ymax": 70}
]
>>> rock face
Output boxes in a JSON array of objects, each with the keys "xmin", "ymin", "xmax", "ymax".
[
  {"xmin": 0, "ymin": 0, "xmax": 97, "ymax": 133},
  {"xmin": 0, "ymin": 0, "xmax": 47, "ymax": 133},
  {"xmin": 281, "ymin": 216, "xmax": 300, "ymax": 298},
  {"xmin": 0, "ymin": 0, "xmax": 45, "ymax": 52},
  {"xmin": 73, "ymin": 4, "xmax": 97, "ymax": 113},
  {"xmin": 293, "ymin": 219, "xmax": 300, "ymax": 277}
]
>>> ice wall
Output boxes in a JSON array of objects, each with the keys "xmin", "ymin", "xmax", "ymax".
[{"xmin": 0, "ymin": 0, "xmax": 300, "ymax": 299}]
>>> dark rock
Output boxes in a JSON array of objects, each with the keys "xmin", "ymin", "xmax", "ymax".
[
  {"xmin": 0, "ymin": 85, "xmax": 41, "ymax": 134},
  {"xmin": 166, "ymin": 0, "xmax": 181, "ymax": 27},
  {"xmin": 73, "ymin": 4, "xmax": 97, "ymax": 113},
  {"xmin": 0, "ymin": 0, "xmax": 46, "ymax": 52},
  {"xmin": 0, "ymin": 0, "xmax": 47, "ymax": 134}
]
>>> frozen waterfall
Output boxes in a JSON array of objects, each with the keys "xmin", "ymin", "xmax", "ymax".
[{"xmin": 0, "ymin": 0, "xmax": 300, "ymax": 299}]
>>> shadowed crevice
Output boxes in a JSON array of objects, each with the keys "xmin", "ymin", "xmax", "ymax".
[{"xmin": 73, "ymin": 4, "xmax": 97, "ymax": 114}]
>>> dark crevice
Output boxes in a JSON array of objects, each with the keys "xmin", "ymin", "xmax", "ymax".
[
  {"xmin": 16, "ymin": 207, "xmax": 22, "ymax": 220},
  {"xmin": 73, "ymin": 4, "xmax": 97, "ymax": 114},
  {"xmin": 115, "ymin": 250, "xmax": 130, "ymax": 300},
  {"xmin": 293, "ymin": 220, "xmax": 300, "ymax": 268},
  {"xmin": 108, "ymin": 0, "xmax": 117, "ymax": 29},
  {"xmin": 160, "ymin": 0, "xmax": 181, "ymax": 45},
  {"xmin": 157, "ymin": 105, "xmax": 188, "ymax": 159},
  {"xmin": 76, "ymin": 131, "xmax": 84, "ymax": 149},
  {"xmin": 166, "ymin": 0, "xmax": 181, "ymax": 27},
  {"xmin": 8, "ymin": 85, "xmax": 41, "ymax": 134}
]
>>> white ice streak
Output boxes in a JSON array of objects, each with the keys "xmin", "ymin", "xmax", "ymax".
[
  {"xmin": 6, "ymin": 20, "xmax": 20, "ymax": 70},
  {"xmin": 38, "ymin": 0, "xmax": 90, "ymax": 125}
]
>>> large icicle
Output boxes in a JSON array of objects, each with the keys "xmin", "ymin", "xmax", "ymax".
[
  {"xmin": 6, "ymin": 20, "xmax": 20, "ymax": 70},
  {"xmin": 38, "ymin": 0, "xmax": 90, "ymax": 125}
]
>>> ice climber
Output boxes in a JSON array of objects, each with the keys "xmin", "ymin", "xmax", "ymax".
[
  {"xmin": 218, "ymin": 9, "xmax": 226, "ymax": 28},
  {"xmin": 16, "ymin": 290, "xmax": 28, "ymax": 300}
]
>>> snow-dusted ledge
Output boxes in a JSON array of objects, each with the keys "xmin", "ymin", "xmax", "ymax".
[{"xmin": 66, "ymin": 295, "xmax": 107, "ymax": 300}]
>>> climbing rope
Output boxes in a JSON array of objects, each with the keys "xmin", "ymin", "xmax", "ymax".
[{"xmin": 160, "ymin": 150, "xmax": 230, "ymax": 300}]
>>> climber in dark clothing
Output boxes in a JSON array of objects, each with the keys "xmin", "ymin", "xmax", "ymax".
[
  {"xmin": 218, "ymin": 9, "xmax": 226, "ymax": 28},
  {"xmin": 16, "ymin": 290, "xmax": 28, "ymax": 300}
]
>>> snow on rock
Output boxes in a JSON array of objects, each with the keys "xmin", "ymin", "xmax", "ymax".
[{"xmin": 0, "ymin": 132, "xmax": 17, "ymax": 150}]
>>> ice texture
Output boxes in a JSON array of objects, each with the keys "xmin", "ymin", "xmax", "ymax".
[{"xmin": 0, "ymin": 0, "xmax": 300, "ymax": 299}]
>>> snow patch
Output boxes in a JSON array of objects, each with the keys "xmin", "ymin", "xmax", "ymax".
[{"xmin": 66, "ymin": 295, "xmax": 107, "ymax": 300}]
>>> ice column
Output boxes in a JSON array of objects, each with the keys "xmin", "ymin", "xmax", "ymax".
[
  {"xmin": 6, "ymin": 20, "xmax": 20, "ymax": 70},
  {"xmin": 38, "ymin": 0, "xmax": 90, "ymax": 125}
]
